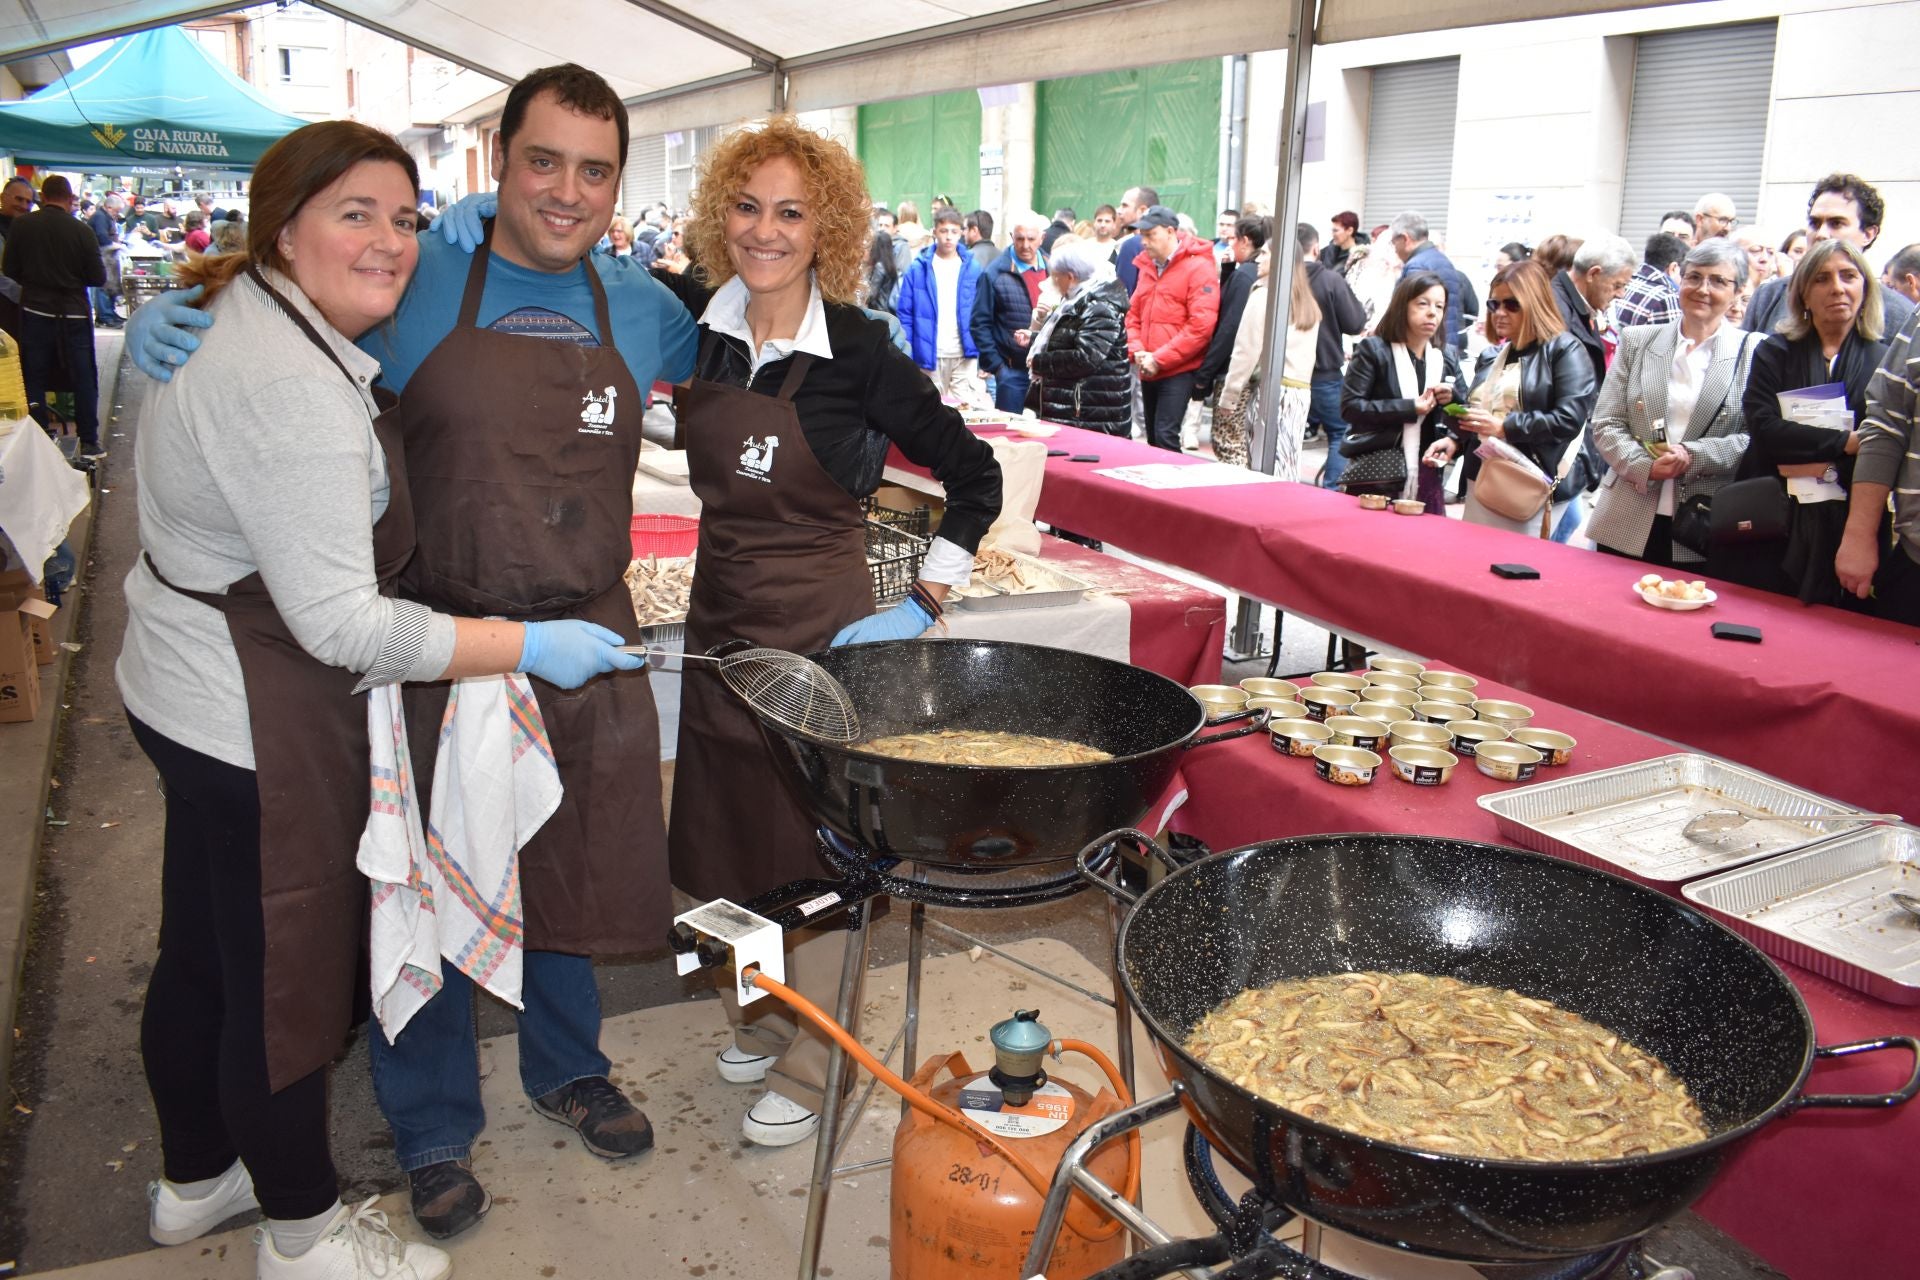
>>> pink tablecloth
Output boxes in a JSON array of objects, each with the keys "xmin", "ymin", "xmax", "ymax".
[
  {"xmin": 890, "ymin": 425, "xmax": 1919, "ymax": 816},
  {"xmin": 1166, "ymin": 670, "xmax": 1919, "ymax": 1280}
]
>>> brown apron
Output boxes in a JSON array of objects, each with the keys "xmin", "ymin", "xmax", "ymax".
[
  {"xmin": 668, "ymin": 346, "xmax": 875, "ymax": 903},
  {"xmin": 147, "ymin": 266, "xmax": 408, "ymax": 1091},
  {"xmin": 394, "ymin": 224, "xmax": 665, "ymax": 952}
]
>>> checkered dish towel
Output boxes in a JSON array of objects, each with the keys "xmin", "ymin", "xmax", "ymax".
[{"xmin": 358, "ymin": 675, "xmax": 563, "ymax": 1042}]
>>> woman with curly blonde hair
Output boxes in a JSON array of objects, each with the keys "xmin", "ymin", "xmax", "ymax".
[{"xmin": 655, "ymin": 115, "xmax": 1002, "ymax": 1152}]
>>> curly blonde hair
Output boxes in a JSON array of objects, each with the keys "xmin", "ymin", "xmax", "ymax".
[{"xmin": 685, "ymin": 115, "xmax": 871, "ymax": 305}]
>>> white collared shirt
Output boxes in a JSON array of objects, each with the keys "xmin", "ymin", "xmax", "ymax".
[
  {"xmin": 699, "ymin": 273, "xmax": 834, "ymax": 374},
  {"xmin": 1658, "ymin": 331, "xmax": 1716, "ymax": 516}
]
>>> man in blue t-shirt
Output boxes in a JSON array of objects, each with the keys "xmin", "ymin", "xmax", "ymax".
[{"xmin": 127, "ymin": 65, "xmax": 696, "ymax": 1247}]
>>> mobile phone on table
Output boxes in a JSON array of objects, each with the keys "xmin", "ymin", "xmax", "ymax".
[
  {"xmin": 1711, "ymin": 622, "xmax": 1762, "ymax": 643},
  {"xmin": 1490, "ymin": 563, "xmax": 1540, "ymax": 580}
]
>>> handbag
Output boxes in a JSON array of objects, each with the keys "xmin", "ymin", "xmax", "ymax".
[
  {"xmin": 1470, "ymin": 437, "xmax": 1554, "ymax": 523},
  {"xmin": 1708, "ymin": 476, "xmax": 1792, "ymax": 545},
  {"xmin": 1673, "ymin": 492, "xmax": 1714, "ymax": 556},
  {"xmin": 1338, "ymin": 446, "xmax": 1408, "ymax": 494}
]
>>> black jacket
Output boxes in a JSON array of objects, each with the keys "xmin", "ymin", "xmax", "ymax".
[
  {"xmin": 1193, "ymin": 258, "xmax": 1258, "ymax": 398},
  {"xmin": 970, "ymin": 244, "xmax": 1044, "ymax": 375},
  {"xmin": 1339, "ymin": 337, "xmax": 1466, "ymax": 457},
  {"xmin": 1455, "ymin": 334, "xmax": 1597, "ymax": 480},
  {"xmin": 654, "ymin": 268, "xmax": 1003, "ymax": 552},
  {"xmin": 1549, "ymin": 269, "xmax": 1608, "ymax": 390},
  {"xmin": 2, "ymin": 206, "xmax": 105, "ymax": 316},
  {"xmin": 1027, "ymin": 278, "xmax": 1131, "ymax": 434},
  {"xmin": 1304, "ymin": 259, "xmax": 1367, "ymax": 378}
]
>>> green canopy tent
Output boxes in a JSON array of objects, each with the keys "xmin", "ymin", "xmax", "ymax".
[{"xmin": 0, "ymin": 25, "xmax": 308, "ymax": 172}]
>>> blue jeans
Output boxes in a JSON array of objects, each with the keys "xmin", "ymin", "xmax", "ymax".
[
  {"xmin": 1309, "ymin": 375, "xmax": 1348, "ymax": 487},
  {"xmin": 367, "ymin": 951, "xmax": 609, "ymax": 1171},
  {"xmin": 992, "ymin": 366, "xmax": 1030, "ymax": 414},
  {"xmin": 91, "ymin": 287, "xmax": 120, "ymax": 323},
  {"xmin": 1551, "ymin": 490, "xmax": 1588, "ymax": 544}
]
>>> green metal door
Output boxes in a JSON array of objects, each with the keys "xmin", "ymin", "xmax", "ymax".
[
  {"xmin": 1037, "ymin": 59, "xmax": 1220, "ymax": 225},
  {"xmin": 857, "ymin": 91, "xmax": 980, "ymax": 215}
]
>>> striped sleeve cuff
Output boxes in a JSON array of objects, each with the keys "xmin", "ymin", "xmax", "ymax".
[{"xmin": 352, "ymin": 598, "xmax": 457, "ymax": 694}]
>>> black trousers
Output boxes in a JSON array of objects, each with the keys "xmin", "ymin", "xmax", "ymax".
[
  {"xmin": 1141, "ymin": 370, "xmax": 1197, "ymax": 451},
  {"xmin": 1874, "ymin": 541, "xmax": 1920, "ymax": 626},
  {"xmin": 21, "ymin": 310, "xmax": 100, "ymax": 447},
  {"xmin": 128, "ymin": 714, "xmax": 338, "ymax": 1220}
]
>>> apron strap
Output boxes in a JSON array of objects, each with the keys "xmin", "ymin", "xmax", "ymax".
[
  {"xmin": 456, "ymin": 222, "xmax": 494, "ymax": 330},
  {"xmin": 774, "ymin": 352, "xmax": 813, "ymax": 401},
  {"xmin": 143, "ymin": 549, "xmax": 259, "ymax": 610},
  {"xmin": 582, "ymin": 254, "xmax": 614, "ymax": 345},
  {"xmin": 247, "ymin": 263, "xmax": 369, "ymax": 398}
]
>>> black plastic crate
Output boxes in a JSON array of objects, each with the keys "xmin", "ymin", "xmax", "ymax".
[{"xmin": 860, "ymin": 494, "xmax": 932, "ymax": 539}]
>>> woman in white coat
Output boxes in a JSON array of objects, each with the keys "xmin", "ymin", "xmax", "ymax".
[{"xmin": 1588, "ymin": 238, "xmax": 1762, "ymax": 566}]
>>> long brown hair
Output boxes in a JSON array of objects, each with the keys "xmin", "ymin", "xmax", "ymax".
[
  {"xmin": 1489, "ymin": 259, "xmax": 1565, "ymax": 349},
  {"xmin": 1288, "ymin": 258, "xmax": 1319, "ymax": 331},
  {"xmin": 1374, "ymin": 270, "xmax": 1447, "ymax": 345},
  {"xmin": 177, "ymin": 121, "xmax": 418, "ymax": 306},
  {"xmin": 1778, "ymin": 238, "xmax": 1884, "ymax": 343}
]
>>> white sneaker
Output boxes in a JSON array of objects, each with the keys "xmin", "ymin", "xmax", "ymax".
[
  {"xmin": 742, "ymin": 1090, "xmax": 819, "ymax": 1148},
  {"xmin": 255, "ymin": 1199, "xmax": 451, "ymax": 1280},
  {"xmin": 716, "ymin": 1045, "xmax": 775, "ymax": 1084},
  {"xmin": 149, "ymin": 1159, "xmax": 261, "ymax": 1246}
]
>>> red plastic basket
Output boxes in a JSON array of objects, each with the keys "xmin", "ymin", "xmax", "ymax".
[{"xmin": 630, "ymin": 513, "xmax": 699, "ymax": 559}]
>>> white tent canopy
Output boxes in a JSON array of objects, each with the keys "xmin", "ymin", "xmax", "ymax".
[{"xmin": 1, "ymin": 0, "xmax": 1683, "ymax": 132}]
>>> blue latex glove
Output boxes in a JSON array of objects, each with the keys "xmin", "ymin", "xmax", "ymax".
[
  {"xmin": 831, "ymin": 598, "xmax": 934, "ymax": 647},
  {"xmin": 519, "ymin": 619, "xmax": 644, "ymax": 688},
  {"xmin": 437, "ymin": 191, "xmax": 498, "ymax": 253},
  {"xmin": 127, "ymin": 285, "xmax": 214, "ymax": 382}
]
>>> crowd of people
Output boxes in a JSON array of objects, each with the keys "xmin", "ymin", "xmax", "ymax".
[{"xmin": 838, "ymin": 171, "xmax": 1919, "ymax": 622}]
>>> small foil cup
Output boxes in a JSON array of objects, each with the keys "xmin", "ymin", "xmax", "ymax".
[
  {"xmin": 1357, "ymin": 493, "xmax": 1390, "ymax": 510},
  {"xmin": 1512, "ymin": 727, "xmax": 1576, "ymax": 767},
  {"xmin": 1472, "ymin": 699, "xmax": 1536, "ymax": 732},
  {"xmin": 1352, "ymin": 702, "xmax": 1414, "ymax": 725},
  {"xmin": 1419, "ymin": 686, "xmax": 1478, "ymax": 706},
  {"xmin": 1415, "ymin": 700, "xmax": 1475, "ymax": 725},
  {"xmin": 1389, "ymin": 720, "xmax": 1455, "ymax": 750},
  {"xmin": 1474, "ymin": 740, "xmax": 1543, "ymax": 782},
  {"xmin": 1390, "ymin": 745, "xmax": 1459, "ymax": 786},
  {"xmin": 1369, "ymin": 657, "xmax": 1426, "ymax": 678},
  {"xmin": 1311, "ymin": 672, "xmax": 1369, "ymax": 692},
  {"xmin": 1190, "ymin": 684, "xmax": 1249, "ymax": 722},
  {"xmin": 1314, "ymin": 744, "xmax": 1381, "ymax": 786},
  {"xmin": 1450, "ymin": 721, "xmax": 1511, "ymax": 757},
  {"xmin": 1391, "ymin": 498, "xmax": 1426, "ymax": 515},
  {"xmin": 1298, "ymin": 687, "xmax": 1360, "ymax": 721},
  {"xmin": 1324, "ymin": 716, "xmax": 1387, "ymax": 752},
  {"xmin": 1246, "ymin": 697, "xmax": 1309, "ymax": 720},
  {"xmin": 1420, "ymin": 671, "xmax": 1479, "ymax": 691},
  {"xmin": 1239, "ymin": 676, "xmax": 1300, "ymax": 700},
  {"xmin": 1360, "ymin": 686, "xmax": 1419, "ymax": 708},
  {"xmin": 1362, "ymin": 671, "xmax": 1421, "ymax": 692},
  {"xmin": 1269, "ymin": 718, "xmax": 1334, "ymax": 757}
]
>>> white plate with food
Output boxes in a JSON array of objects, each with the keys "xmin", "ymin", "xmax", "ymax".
[
  {"xmin": 1633, "ymin": 574, "xmax": 1716, "ymax": 611},
  {"xmin": 959, "ymin": 408, "xmax": 1013, "ymax": 429}
]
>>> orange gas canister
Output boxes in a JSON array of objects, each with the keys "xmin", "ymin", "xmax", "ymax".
[{"xmin": 889, "ymin": 1046, "xmax": 1129, "ymax": 1280}]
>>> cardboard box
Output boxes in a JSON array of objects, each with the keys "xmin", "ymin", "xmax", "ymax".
[
  {"xmin": 0, "ymin": 569, "xmax": 57, "ymax": 665},
  {"xmin": 0, "ymin": 609, "xmax": 41, "ymax": 723}
]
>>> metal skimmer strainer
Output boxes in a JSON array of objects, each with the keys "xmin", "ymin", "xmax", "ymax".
[{"xmin": 625, "ymin": 646, "xmax": 863, "ymax": 742}]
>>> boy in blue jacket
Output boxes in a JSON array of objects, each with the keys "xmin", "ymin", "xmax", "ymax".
[{"xmin": 896, "ymin": 207, "xmax": 988, "ymax": 407}]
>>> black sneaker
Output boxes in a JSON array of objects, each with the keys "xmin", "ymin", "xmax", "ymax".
[
  {"xmin": 406, "ymin": 1159, "xmax": 490, "ymax": 1240},
  {"xmin": 532, "ymin": 1077, "xmax": 655, "ymax": 1160}
]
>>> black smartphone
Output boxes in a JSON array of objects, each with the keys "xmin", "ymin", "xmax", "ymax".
[
  {"xmin": 1490, "ymin": 563, "xmax": 1540, "ymax": 580},
  {"xmin": 1046, "ymin": 449, "xmax": 1070, "ymax": 458},
  {"xmin": 1711, "ymin": 622, "xmax": 1763, "ymax": 643},
  {"xmin": 1069, "ymin": 454, "xmax": 1102, "ymax": 463}
]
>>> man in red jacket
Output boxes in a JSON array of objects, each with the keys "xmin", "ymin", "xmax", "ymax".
[{"xmin": 1125, "ymin": 206, "xmax": 1220, "ymax": 450}]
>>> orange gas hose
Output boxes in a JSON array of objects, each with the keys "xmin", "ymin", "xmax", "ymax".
[{"xmin": 748, "ymin": 969, "xmax": 1141, "ymax": 1243}]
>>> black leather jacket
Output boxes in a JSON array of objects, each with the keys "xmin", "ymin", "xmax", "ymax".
[
  {"xmin": 1454, "ymin": 333, "xmax": 1597, "ymax": 480},
  {"xmin": 1339, "ymin": 336, "xmax": 1466, "ymax": 457},
  {"xmin": 1027, "ymin": 278, "xmax": 1132, "ymax": 434}
]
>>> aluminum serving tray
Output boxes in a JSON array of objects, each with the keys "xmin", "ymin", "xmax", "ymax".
[
  {"xmin": 1476, "ymin": 753, "xmax": 1871, "ymax": 890},
  {"xmin": 1683, "ymin": 825, "xmax": 1920, "ymax": 1004},
  {"xmin": 949, "ymin": 552, "xmax": 1093, "ymax": 612}
]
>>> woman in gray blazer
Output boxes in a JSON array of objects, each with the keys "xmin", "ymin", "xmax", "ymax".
[{"xmin": 1589, "ymin": 238, "xmax": 1763, "ymax": 566}]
